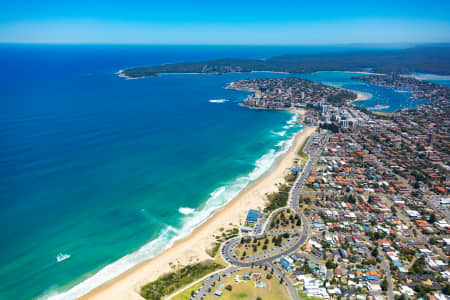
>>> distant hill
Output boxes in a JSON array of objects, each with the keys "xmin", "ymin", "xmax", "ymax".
[{"xmin": 121, "ymin": 45, "xmax": 450, "ymax": 78}]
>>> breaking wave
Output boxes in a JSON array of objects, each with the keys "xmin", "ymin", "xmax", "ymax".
[
  {"xmin": 272, "ymin": 130, "xmax": 286, "ymax": 137},
  {"xmin": 178, "ymin": 207, "xmax": 195, "ymax": 215}
]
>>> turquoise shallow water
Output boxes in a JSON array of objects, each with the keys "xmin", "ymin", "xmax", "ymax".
[{"xmin": 1, "ymin": 45, "xmax": 445, "ymax": 299}]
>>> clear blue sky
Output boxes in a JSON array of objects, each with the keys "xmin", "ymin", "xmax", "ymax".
[{"xmin": 1, "ymin": 0, "xmax": 449, "ymax": 44}]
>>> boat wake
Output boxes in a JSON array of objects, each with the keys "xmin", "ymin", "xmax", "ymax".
[{"xmin": 209, "ymin": 99, "xmax": 228, "ymax": 103}]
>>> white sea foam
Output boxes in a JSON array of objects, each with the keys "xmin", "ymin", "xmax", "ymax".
[
  {"xmin": 209, "ymin": 99, "xmax": 228, "ymax": 103},
  {"xmin": 43, "ymin": 124, "xmax": 302, "ymax": 300},
  {"xmin": 178, "ymin": 207, "xmax": 195, "ymax": 215},
  {"xmin": 286, "ymin": 114, "xmax": 298, "ymax": 125},
  {"xmin": 272, "ymin": 130, "xmax": 286, "ymax": 137},
  {"xmin": 276, "ymin": 141, "xmax": 285, "ymax": 147}
]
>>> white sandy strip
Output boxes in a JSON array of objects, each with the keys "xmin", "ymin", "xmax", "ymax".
[{"xmin": 353, "ymin": 92, "xmax": 372, "ymax": 101}]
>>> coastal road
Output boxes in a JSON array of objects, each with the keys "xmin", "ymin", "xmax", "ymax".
[
  {"xmin": 209, "ymin": 130, "xmax": 326, "ymax": 300},
  {"xmin": 270, "ymin": 263, "xmax": 301, "ymax": 300},
  {"xmin": 221, "ymin": 133, "xmax": 326, "ymax": 268},
  {"xmin": 260, "ymin": 206, "xmax": 289, "ymax": 233}
]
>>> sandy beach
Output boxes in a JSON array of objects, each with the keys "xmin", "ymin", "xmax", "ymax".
[
  {"xmin": 80, "ymin": 110, "xmax": 315, "ymax": 300},
  {"xmin": 353, "ymin": 91, "xmax": 372, "ymax": 102}
]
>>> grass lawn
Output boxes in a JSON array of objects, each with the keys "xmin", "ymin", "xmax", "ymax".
[
  {"xmin": 298, "ymin": 290, "xmax": 323, "ymax": 300},
  {"xmin": 268, "ymin": 208, "xmax": 301, "ymax": 232},
  {"xmin": 298, "ymin": 136, "xmax": 310, "ymax": 161},
  {"xmin": 232, "ymin": 236, "xmax": 280, "ymax": 259},
  {"xmin": 203, "ymin": 267, "xmax": 291, "ymax": 300}
]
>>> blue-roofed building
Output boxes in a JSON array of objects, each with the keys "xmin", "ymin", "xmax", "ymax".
[
  {"xmin": 366, "ymin": 275, "xmax": 380, "ymax": 281},
  {"xmin": 246, "ymin": 209, "xmax": 262, "ymax": 224},
  {"xmin": 279, "ymin": 258, "xmax": 292, "ymax": 271}
]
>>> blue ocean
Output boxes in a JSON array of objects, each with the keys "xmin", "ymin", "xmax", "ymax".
[{"xmin": 1, "ymin": 45, "xmax": 446, "ymax": 299}]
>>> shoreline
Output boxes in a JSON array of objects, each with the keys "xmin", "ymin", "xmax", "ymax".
[
  {"xmin": 79, "ymin": 110, "xmax": 315, "ymax": 300},
  {"xmin": 116, "ymin": 69, "xmax": 386, "ymax": 80},
  {"xmin": 316, "ymin": 70, "xmax": 385, "ymax": 76},
  {"xmin": 352, "ymin": 91, "xmax": 372, "ymax": 102}
]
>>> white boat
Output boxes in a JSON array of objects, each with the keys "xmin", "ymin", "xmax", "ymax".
[{"xmin": 56, "ymin": 253, "xmax": 71, "ymax": 262}]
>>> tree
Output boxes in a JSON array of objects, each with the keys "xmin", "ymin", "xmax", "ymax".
[
  {"xmin": 225, "ymin": 284, "xmax": 232, "ymax": 291},
  {"xmin": 409, "ymin": 256, "xmax": 429, "ymax": 275},
  {"xmin": 372, "ymin": 248, "xmax": 379, "ymax": 258},
  {"xmin": 326, "ymin": 260, "xmax": 337, "ymax": 269},
  {"xmin": 428, "ymin": 213, "xmax": 436, "ymax": 224},
  {"xmin": 381, "ymin": 278, "xmax": 388, "ymax": 291}
]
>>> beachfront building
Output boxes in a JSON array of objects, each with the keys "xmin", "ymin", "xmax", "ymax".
[
  {"xmin": 246, "ymin": 209, "xmax": 262, "ymax": 224},
  {"xmin": 241, "ymin": 209, "xmax": 263, "ymax": 233}
]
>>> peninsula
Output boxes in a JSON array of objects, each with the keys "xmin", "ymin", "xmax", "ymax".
[{"xmin": 118, "ymin": 45, "xmax": 450, "ymax": 79}]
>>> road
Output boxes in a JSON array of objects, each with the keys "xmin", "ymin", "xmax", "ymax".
[
  {"xmin": 270, "ymin": 263, "xmax": 301, "ymax": 300},
  {"xmin": 192, "ymin": 131, "xmax": 327, "ymax": 300},
  {"xmin": 381, "ymin": 257, "xmax": 394, "ymax": 300}
]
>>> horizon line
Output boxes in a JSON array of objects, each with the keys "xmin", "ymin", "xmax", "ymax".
[{"xmin": 2, "ymin": 41, "xmax": 450, "ymax": 47}]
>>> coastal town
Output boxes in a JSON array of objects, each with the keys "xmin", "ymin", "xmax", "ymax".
[
  {"xmin": 228, "ymin": 77, "xmax": 357, "ymax": 109},
  {"xmin": 140, "ymin": 75, "xmax": 450, "ymax": 300}
]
